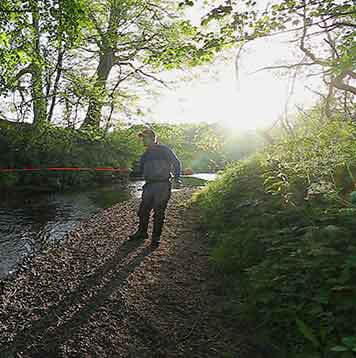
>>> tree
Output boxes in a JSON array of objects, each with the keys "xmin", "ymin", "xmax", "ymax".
[
  {"xmin": 0, "ymin": 0, "xmax": 233, "ymax": 128},
  {"xmin": 79, "ymin": 0, "xmax": 232, "ymax": 129},
  {"xmin": 197, "ymin": 0, "xmax": 355, "ymax": 119},
  {"xmin": 0, "ymin": 0, "xmax": 89, "ymax": 125}
]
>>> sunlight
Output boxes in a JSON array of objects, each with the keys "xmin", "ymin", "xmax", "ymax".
[
  {"xmin": 146, "ymin": 55, "xmax": 314, "ymax": 131},
  {"xmin": 160, "ymin": 73, "xmax": 287, "ymax": 130},
  {"xmin": 142, "ymin": 1, "xmax": 319, "ymax": 132},
  {"xmin": 146, "ymin": 37, "xmax": 318, "ymax": 132}
]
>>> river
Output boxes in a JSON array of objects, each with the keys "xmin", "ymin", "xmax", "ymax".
[{"xmin": 0, "ymin": 174, "xmax": 216, "ymax": 279}]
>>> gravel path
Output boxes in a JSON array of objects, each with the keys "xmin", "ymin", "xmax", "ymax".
[{"xmin": 0, "ymin": 188, "xmax": 262, "ymax": 358}]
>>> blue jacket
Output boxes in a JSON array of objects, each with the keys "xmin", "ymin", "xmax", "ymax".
[{"xmin": 139, "ymin": 144, "xmax": 181, "ymax": 182}]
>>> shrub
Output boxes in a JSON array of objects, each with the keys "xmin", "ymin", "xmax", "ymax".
[
  {"xmin": 193, "ymin": 116, "xmax": 356, "ymax": 357},
  {"xmin": 0, "ymin": 121, "xmax": 139, "ymax": 189}
]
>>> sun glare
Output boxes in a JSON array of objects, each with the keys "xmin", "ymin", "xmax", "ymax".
[
  {"xmin": 144, "ymin": 7, "xmax": 318, "ymax": 132},
  {"xmin": 147, "ymin": 61, "xmax": 295, "ymax": 132}
]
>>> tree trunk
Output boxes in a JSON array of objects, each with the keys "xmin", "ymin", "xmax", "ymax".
[
  {"xmin": 81, "ymin": 48, "xmax": 114, "ymax": 128},
  {"xmin": 31, "ymin": 0, "xmax": 47, "ymax": 126}
]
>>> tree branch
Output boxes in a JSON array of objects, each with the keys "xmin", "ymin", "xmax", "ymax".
[
  {"xmin": 318, "ymin": 21, "xmax": 356, "ymax": 30},
  {"xmin": 331, "ymin": 71, "xmax": 356, "ymax": 95},
  {"xmin": 48, "ymin": 50, "xmax": 64, "ymax": 122},
  {"xmin": 89, "ymin": 13, "xmax": 106, "ymax": 49},
  {"xmin": 127, "ymin": 63, "xmax": 169, "ymax": 88},
  {"xmin": 250, "ymin": 61, "xmax": 317, "ymax": 74},
  {"xmin": 300, "ymin": 4, "xmax": 328, "ymax": 67},
  {"xmin": 13, "ymin": 65, "xmax": 33, "ymax": 83}
]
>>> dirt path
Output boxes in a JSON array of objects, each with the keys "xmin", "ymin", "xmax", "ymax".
[{"xmin": 0, "ymin": 188, "xmax": 262, "ymax": 358}]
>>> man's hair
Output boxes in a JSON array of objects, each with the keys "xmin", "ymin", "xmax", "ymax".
[{"xmin": 138, "ymin": 128, "xmax": 156, "ymax": 141}]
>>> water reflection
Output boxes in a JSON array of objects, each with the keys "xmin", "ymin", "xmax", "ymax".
[
  {"xmin": 184, "ymin": 173, "xmax": 217, "ymax": 182},
  {"xmin": 0, "ymin": 182, "xmax": 142, "ymax": 279}
]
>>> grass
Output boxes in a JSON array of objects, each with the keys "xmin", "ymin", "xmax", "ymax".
[{"xmin": 192, "ymin": 120, "xmax": 356, "ymax": 357}]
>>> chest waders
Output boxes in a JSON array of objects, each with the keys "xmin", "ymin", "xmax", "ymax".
[{"xmin": 131, "ymin": 180, "xmax": 172, "ymax": 245}]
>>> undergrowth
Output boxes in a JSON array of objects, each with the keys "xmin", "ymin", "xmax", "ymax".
[
  {"xmin": 0, "ymin": 122, "xmax": 139, "ymax": 189},
  {"xmin": 193, "ymin": 117, "xmax": 356, "ymax": 357}
]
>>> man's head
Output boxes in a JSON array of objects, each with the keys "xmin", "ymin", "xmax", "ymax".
[{"xmin": 138, "ymin": 128, "xmax": 156, "ymax": 147}]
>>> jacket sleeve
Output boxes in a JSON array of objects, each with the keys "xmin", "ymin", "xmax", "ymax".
[{"xmin": 166, "ymin": 147, "xmax": 181, "ymax": 178}]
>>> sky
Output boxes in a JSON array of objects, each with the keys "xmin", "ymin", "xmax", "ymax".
[{"xmin": 140, "ymin": 1, "xmax": 319, "ymax": 132}]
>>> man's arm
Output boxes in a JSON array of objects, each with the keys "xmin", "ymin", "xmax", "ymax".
[{"xmin": 166, "ymin": 147, "xmax": 181, "ymax": 179}]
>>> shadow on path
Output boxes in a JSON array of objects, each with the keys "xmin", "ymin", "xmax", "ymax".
[{"xmin": 1, "ymin": 238, "xmax": 153, "ymax": 357}]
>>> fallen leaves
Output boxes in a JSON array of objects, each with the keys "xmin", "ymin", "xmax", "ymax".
[{"xmin": 0, "ymin": 188, "xmax": 250, "ymax": 357}]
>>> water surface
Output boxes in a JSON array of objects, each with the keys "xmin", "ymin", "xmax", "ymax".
[{"xmin": 0, "ymin": 174, "xmax": 216, "ymax": 279}]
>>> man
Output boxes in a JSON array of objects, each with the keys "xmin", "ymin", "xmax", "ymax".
[{"xmin": 129, "ymin": 128, "xmax": 182, "ymax": 247}]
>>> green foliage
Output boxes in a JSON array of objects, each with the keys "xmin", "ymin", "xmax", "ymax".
[
  {"xmin": 193, "ymin": 112, "xmax": 356, "ymax": 356},
  {"xmin": 0, "ymin": 0, "xmax": 90, "ymax": 124},
  {"xmin": 201, "ymin": 0, "xmax": 355, "ymax": 51},
  {"xmin": 0, "ymin": 120, "xmax": 262, "ymax": 190},
  {"xmin": 78, "ymin": 0, "xmax": 230, "ymax": 128},
  {"xmin": 1, "ymin": 0, "xmax": 226, "ymax": 127},
  {"xmin": 0, "ymin": 121, "xmax": 136, "ymax": 189},
  {"xmin": 148, "ymin": 122, "xmax": 263, "ymax": 172},
  {"xmin": 331, "ymin": 336, "xmax": 356, "ymax": 355},
  {"xmin": 261, "ymin": 115, "xmax": 356, "ymax": 206},
  {"xmin": 0, "ymin": 172, "xmax": 19, "ymax": 188},
  {"xmin": 0, "ymin": 0, "xmax": 89, "ymax": 89},
  {"xmin": 197, "ymin": 0, "xmax": 356, "ymax": 115}
]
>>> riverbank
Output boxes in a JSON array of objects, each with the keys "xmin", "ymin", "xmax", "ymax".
[
  {"xmin": 0, "ymin": 176, "xmax": 213, "ymax": 280},
  {"xmin": 193, "ymin": 148, "xmax": 356, "ymax": 356},
  {"xmin": 0, "ymin": 188, "xmax": 262, "ymax": 358}
]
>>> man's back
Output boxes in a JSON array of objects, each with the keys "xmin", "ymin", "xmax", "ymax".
[{"xmin": 140, "ymin": 144, "xmax": 181, "ymax": 182}]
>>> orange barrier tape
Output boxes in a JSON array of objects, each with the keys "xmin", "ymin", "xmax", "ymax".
[{"xmin": 0, "ymin": 167, "xmax": 129, "ymax": 173}]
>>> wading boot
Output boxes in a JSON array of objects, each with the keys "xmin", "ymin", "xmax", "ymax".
[
  {"xmin": 129, "ymin": 212, "xmax": 149, "ymax": 240},
  {"xmin": 151, "ymin": 207, "xmax": 165, "ymax": 247},
  {"xmin": 150, "ymin": 236, "xmax": 160, "ymax": 248},
  {"xmin": 129, "ymin": 230, "xmax": 148, "ymax": 241}
]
